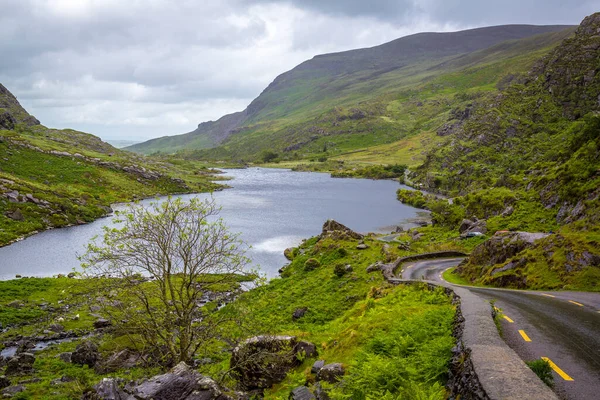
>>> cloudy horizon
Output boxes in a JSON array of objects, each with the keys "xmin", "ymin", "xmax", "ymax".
[{"xmin": 1, "ymin": 0, "xmax": 597, "ymax": 142}]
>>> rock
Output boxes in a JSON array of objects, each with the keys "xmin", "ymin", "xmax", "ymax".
[
  {"xmin": 458, "ymin": 219, "xmax": 474, "ymax": 234},
  {"xmin": 126, "ymin": 362, "xmax": 231, "ymax": 400},
  {"xmin": 316, "ymin": 363, "xmax": 345, "ymax": 383},
  {"xmin": 71, "ymin": 341, "xmax": 99, "ymax": 368},
  {"xmin": 231, "ymin": 335, "xmax": 317, "ymax": 390},
  {"xmin": 48, "ymin": 323, "xmax": 64, "ymax": 333},
  {"xmin": 292, "ymin": 307, "xmax": 308, "ymax": 320},
  {"xmin": 5, "ymin": 209, "xmax": 23, "ymax": 221},
  {"xmin": 85, "ymin": 377, "xmax": 126, "ymax": 400},
  {"xmin": 458, "ymin": 219, "xmax": 487, "ymax": 236},
  {"xmin": 4, "ymin": 353, "xmax": 35, "ymax": 375},
  {"xmin": 466, "ymin": 232, "xmax": 550, "ymax": 267},
  {"xmin": 304, "ymin": 258, "xmax": 320, "ymax": 271},
  {"xmin": 93, "ymin": 318, "xmax": 111, "ymax": 329},
  {"xmin": 6, "ymin": 301, "xmax": 24, "ymax": 309},
  {"xmin": 320, "ymin": 220, "xmax": 363, "ymax": 241},
  {"xmin": 311, "ymin": 360, "xmax": 325, "ymax": 374},
  {"xmin": 1, "ymin": 384, "xmax": 25, "ymax": 396},
  {"xmin": 96, "ymin": 349, "xmax": 143, "ymax": 374},
  {"xmin": 289, "ymin": 386, "xmax": 315, "ymax": 400},
  {"xmin": 89, "ymin": 305, "xmax": 101, "ymax": 313},
  {"xmin": 58, "ymin": 352, "xmax": 72, "ymax": 363},
  {"xmin": 501, "ymin": 206, "xmax": 514, "ymax": 217},
  {"xmin": 0, "ymin": 376, "xmax": 9, "ymax": 390},
  {"xmin": 356, "ymin": 244, "xmax": 368, "ymax": 250},
  {"xmin": 313, "ymin": 383, "xmax": 330, "ymax": 400}
]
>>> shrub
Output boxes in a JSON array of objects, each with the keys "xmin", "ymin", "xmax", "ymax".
[{"xmin": 304, "ymin": 258, "xmax": 321, "ymax": 271}]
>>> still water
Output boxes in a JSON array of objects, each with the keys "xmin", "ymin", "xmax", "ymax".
[{"xmin": 0, "ymin": 168, "xmax": 426, "ymax": 279}]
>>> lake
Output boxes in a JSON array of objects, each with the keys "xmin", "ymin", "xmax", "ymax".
[{"xmin": 0, "ymin": 168, "xmax": 427, "ymax": 279}]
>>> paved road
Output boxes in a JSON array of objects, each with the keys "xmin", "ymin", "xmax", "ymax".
[{"xmin": 402, "ymin": 259, "xmax": 600, "ymax": 400}]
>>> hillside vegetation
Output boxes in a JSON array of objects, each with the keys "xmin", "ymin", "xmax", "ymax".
[
  {"xmin": 0, "ymin": 84, "xmax": 221, "ymax": 246},
  {"xmin": 127, "ymin": 25, "xmax": 573, "ymax": 159}
]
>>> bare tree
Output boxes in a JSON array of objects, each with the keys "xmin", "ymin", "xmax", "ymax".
[{"xmin": 80, "ymin": 196, "xmax": 254, "ymax": 364}]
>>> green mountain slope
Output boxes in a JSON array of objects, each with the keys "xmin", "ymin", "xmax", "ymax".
[
  {"xmin": 127, "ymin": 24, "xmax": 573, "ymax": 156},
  {"xmin": 401, "ymin": 13, "xmax": 600, "ymax": 290},
  {"xmin": 0, "ymin": 84, "xmax": 221, "ymax": 246}
]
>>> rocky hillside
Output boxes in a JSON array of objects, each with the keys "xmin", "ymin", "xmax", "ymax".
[
  {"xmin": 0, "ymin": 84, "xmax": 221, "ymax": 246},
  {"xmin": 415, "ymin": 13, "xmax": 600, "ymax": 225},
  {"xmin": 127, "ymin": 24, "xmax": 572, "ymax": 156}
]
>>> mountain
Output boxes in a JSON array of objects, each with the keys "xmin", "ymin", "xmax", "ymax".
[
  {"xmin": 0, "ymin": 84, "xmax": 220, "ymax": 246},
  {"xmin": 127, "ymin": 24, "xmax": 573, "ymax": 156}
]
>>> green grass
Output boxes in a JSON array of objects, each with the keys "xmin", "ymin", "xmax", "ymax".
[{"xmin": 442, "ymin": 267, "xmax": 472, "ymax": 286}]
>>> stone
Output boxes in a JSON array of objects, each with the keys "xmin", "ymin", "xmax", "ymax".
[
  {"xmin": 58, "ymin": 352, "xmax": 72, "ymax": 363},
  {"xmin": 0, "ymin": 376, "xmax": 9, "ymax": 390},
  {"xmin": 4, "ymin": 353, "xmax": 35, "ymax": 375},
  {"xmin": 356, "ymin": 244, "xmax": 368, "ymax": 250},
  {"xmin": 71, "ymin": 341, "xmax": 99, "ymax": 368},
  {"xmin": 94, "ymin": 318, "xmax": 111, "ymax": 329},
  {"xmin": 313, "ymin": 383, "xmax": 331, "ymax": 400},
  {"xmin": 86, "ymin": 378, "xmax": 126, "ymax": 400},
  {"xmin": 290, "ymin": 386, "xmax": 315, "ymax": 400},
  {"xmin": 1, "ymin": 384, "xmax": 25, "ymax": 396},
  {"xmin": 96, "ymin": 349, "xmax": 143, "ymax": 373},
  {"xmin": 320, "ymin": 220, "xmax": 363, "ymax": 241},
  {"xmin": 284, "ymin": 247, "xmax": 296, "ymax": 261},
  {"xmin": 5, "ymin": 209, "xmax": 23, "ymax": 221},
  {"xmin": 48, "ymin": 323, "xmax": 64, "ymax": 333},
  {"xmin": 292, "ymin": 307, "xmax": 308, "ymax": 320},
  {"xmin": 231, "ymin": 335, "xmax": 317, "ymax": 391},
  {"xmin": 316, "ymin": 363, "xmax": 345, "ymax": 383},
  {"xmin": 89, "ymin": 305, "xmax": 102, "ymax": 313},
  {"xmin": 6, "ymin": 301, "xmax": 24, "ymax": 309},
  {"xmin": 311, "ymin": 360, "xmax": 325, "ymax": 374}
]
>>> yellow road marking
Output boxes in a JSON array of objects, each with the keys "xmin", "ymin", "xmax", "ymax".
[
  {"xmin": 503, "ymin": 315, "xmax": 514, "ymax": 323},
  {"xmin": 541, "ymin": 293, "xmax": 555, "ymax": 298},
  {"xmin": 569, "ymin": 300, "xmax": 584, "ymax": 307},
  {"xmin": 518, "ymin": 330, "xmax": 532, "ymax": 342},
  {"xmin": 542, "ymin": 357, "xmax": 574, "ymax": 381}
]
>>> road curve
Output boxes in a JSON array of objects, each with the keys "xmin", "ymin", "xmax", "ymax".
[{"xmin": 402, "ymin": 258, "xmax": 600, "ymax": 400}]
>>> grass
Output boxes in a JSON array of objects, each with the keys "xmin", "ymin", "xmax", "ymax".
[
  {"xmin": 0, "ymin": 234, "xmax": 457, "ymax": 399},
  {"xmin": 442, "ymin": 267, "xmax": 472, "ymax": 286}
]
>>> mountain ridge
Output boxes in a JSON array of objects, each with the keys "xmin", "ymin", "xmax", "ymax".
[{"xmin": 127, "ymin": 24, "xmax": 573, "ymax": 155}]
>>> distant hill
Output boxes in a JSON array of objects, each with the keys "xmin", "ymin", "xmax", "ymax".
[
  {"xmin": 127, "ymin": 24, "xmax": 573, "ymax": 156},
  {"xmin": 0, "ymin": 84, "xmax": 220, "ymax": 246}
]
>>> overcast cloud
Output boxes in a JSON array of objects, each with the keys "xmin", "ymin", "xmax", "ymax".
[{"xmin": 0, "ymin": 0, "xmax": 597, "ymax": 141}]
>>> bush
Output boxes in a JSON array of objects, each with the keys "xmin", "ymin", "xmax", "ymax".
[
  {"xmin": 333, "ymin": 263, "xmax": 347, "ymax": 277},
  {"xmin": 304, "ymin": 258, "xmax": 321, "ymax": 271}
]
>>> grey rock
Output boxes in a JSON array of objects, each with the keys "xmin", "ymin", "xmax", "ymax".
[
  {"xmin": 316, "ymin": 363, "xmax": 345, "ymax": 383},
  {"xmin": 289, "ymin": 386, "xmax": 315, "ymax": 400},
  {"xmin": 4, "ymin": 353, "xmax": 35, "ymax": 375},
  {"xmin": 1, "ymin": 384, "xmax": 25, "ymax": 396},
  {"xmin": 71, "ymin": 341, "xmax": 99, "ymax": 368},
  {"xmin": 292, "ymin": 307, "xmax": 308, "ymax": 320},
  {"xmin": 320, "ymin": 220, "xmax": 363, "ymax": 241},
  {"xmin": 356, "ymin": 244, "xmax": 368, "ymax": 250},
  {"xmin": 311, "ymin": 360, "xmax": 325, "ymax": 374},
  {"xmin": 0, "ymin": 376, "xmax": 9, "ymax": 390},
  {"xmin": 48, "ymin": 323, "xmax": 64, "ymax": 333},
  {"xmin": 5, "ymin": 209, "xmax": 23, "ymax": 221},
  {"xmin": 58, "ymin": 352, "xmax": 72, "ymax": 363},
  {"xmin": 94, "ymin": 318, "xmax": 111, "ymax": 329}
]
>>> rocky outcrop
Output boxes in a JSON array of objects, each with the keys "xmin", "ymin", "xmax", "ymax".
[
  {"xmin": 316, "ymin": 363, "xmax": 345, "ymax": 383},
  {"xmin": 230, "ymin": 335, "xmax": 317, "ymax": 391},
  {"xmin": 320, "ymin": 220, "xmax": 363, "ymax": 241},
  {"xmin": 83, "ymin": 362, "xmax": 240, "ymax": 400},
  {"xmin": 4, "ymin": 353, "xmax": 35, "ymax": 375},
  {"xmin": 465, "ymin": 232, "xmax": 549, "ymax": 267},
  {"xmin": 458, "ymin": 218, "xmax": 487, "ymax": 235},
  {"xmin": 71, "ymin": 341, "xmax": 99, "ymax": 368}
]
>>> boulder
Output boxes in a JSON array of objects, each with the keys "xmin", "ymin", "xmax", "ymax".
[
  {"xmin": 356, "ymin": 243, "xmax": 368, "ymax": 250},
  {"xmin": 5, "ymin": 209, "xmax": 24, "ymax": 221},
  {"xmin": 96, "ymin": 349, "xmax": 143, "ymax": 373},
  {"xmin": 127, "ymin": 362, "xmax": 233, "ymax": 400},
  {"xmin": 71, "ymin": 341, "xmax": 99, "ymax": 368},
  {"xmin": 316, "ymin": 363, "xmax": 345, "ymax": 383},
  {"xmin": 313, "ymin": 383, "xmax": 330, "ymax": 400},
  {"xmin": 311, "ymin": 360, "xmax": 325, "ymax": 374},
  {"xmin": 459, "ymin": 219, "xmax": 487, "ymax": 235},
  {"xmin": 94, "ymin": 318, "xmax": 112, "ymax": 329},
  {"xmin": 467, "ymin": 232, "xmax": 550, "ymax": 267},
  {"xmin": 231, "ymin": 336, "xmax": 317, "ymax": 391},
  {"xmin": 48, "ymin": 323, "xmax": 65, "ymax": 333},
  {"xmin": 292, "ymin": 307, "xmax": 308, "ymax": 321},
  {"xmin": 58, "ymin": 352, "xmax": 72, "ymax": 363},
  {"xmin": 289, "ymin": 386, "xmax": 315, "ymax": 400},
  {"xmin": 1, "ymin": 384, "xmax": 25, "ymax": 397},
  {"xmin": 84, "ymin": 378, "xmax": 126, "ymax": 400},
  {"xmin": 4, "ymin": 353, "xmax": 35, "ymax": 375},
  {"xmin": 320, "ymin": 220, "xmax": 363, "ymax": 241},
  {"xmin": 284, "ymin": 248, "xmax": 296, "ymax": 261},
  {"xmin": 0, "ymin": 375, "xmax": 10, "ymax": 390}
]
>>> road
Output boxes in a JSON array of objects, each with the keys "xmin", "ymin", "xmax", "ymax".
[{"xmin": 402, "ymin": 258, "xmax": 600, "ymax": 400}]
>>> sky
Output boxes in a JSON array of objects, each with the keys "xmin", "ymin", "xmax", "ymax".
[{"xmin": 1, "ymin": 0, "xmax": 597, "ymax": 142}]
